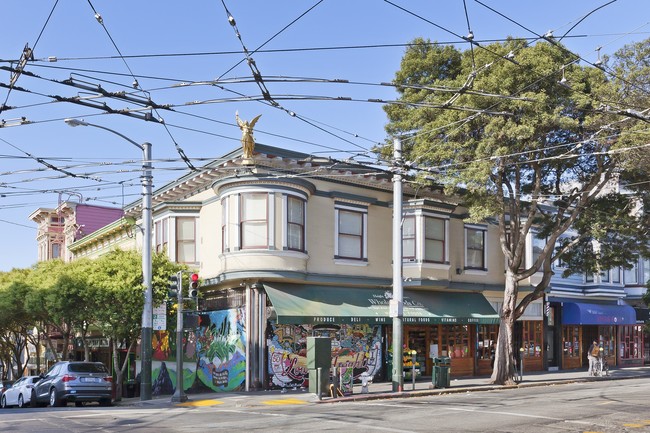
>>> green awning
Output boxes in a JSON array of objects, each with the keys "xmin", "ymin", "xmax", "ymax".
[{"xmin": 264, "ymin": 284, "xmax": 499, "ymax": 325}]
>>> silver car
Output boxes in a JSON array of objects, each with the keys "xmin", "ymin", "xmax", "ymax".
[
  {"xmin": 31, "ymin": 361, "xmax": 112, "ymax": 407},
  {"xmin": 1, "ymin": 376, "xmax": 40, "ymax": 408}
]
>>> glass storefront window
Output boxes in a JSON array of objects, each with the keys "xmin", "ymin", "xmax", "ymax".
[
  {"xmin": 563, "ymin": 326, "xmax": 581, "ymax": 358},
  {"xmin": 477, "ymin": 325, "xmax": 498, "ymax": 360},
  {"xmin": 619, "ymin": 325, "xmax": 643, "ymax": 360},
  {"xmin": 522, "ymin": 321, "xmax": 543, "ymax": 358},
  {"xmin": 442, "ymin": 325, "xmax": 470, "ymax": 359}
]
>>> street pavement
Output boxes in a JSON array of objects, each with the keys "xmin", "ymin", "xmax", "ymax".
[{"xmin": 115, "ymin": 365, "xmax": 650, "ymax": 408}]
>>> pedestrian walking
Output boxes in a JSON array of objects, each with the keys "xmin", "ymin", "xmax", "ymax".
[{"xmin": 587, "ymin": 340, "xmax": 599, "ymax": 376}]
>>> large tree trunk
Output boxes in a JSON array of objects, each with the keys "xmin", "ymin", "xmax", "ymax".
[{"xmin": 489, "ymin": 271, "xmax": 519, "ymax": 385}]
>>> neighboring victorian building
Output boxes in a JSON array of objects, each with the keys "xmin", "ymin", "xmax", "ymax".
[{"xmin": 29, "ymin": 198, "xmax": 124, "ymax": 368}]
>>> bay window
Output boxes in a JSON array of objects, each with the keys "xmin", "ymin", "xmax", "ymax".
[
  {"xmin": 287, "ymin": 195, "xmax": 305, "ymax": 251},
  {"xmin": 176, "ymin": 217, "xmax": 196, "ymax": 263},
  {"xmin": 241, "ymin": 192, "xmax": 269, "ymax": 249}
]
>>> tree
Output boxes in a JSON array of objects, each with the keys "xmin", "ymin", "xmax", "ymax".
[
  {"xmin": 382, "ymin": 37, "xmax": 648, "ymax": 384},
  {"xmin": 25, "ymin": 260, "xmax": 96, "ymax": 363},
  {"xmin": 87, "ymin": 249, "xmax": 183, "ymax": 401},
  {"xmin": 0, "ymin": 269, "xmax": 33, "ymax": 379}
]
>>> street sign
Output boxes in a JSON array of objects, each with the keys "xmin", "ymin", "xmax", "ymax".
[{"xmin": 153, "ymin": 303, "xmax": 167, "ymax": 330}]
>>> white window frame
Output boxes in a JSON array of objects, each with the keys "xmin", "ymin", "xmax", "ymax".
[
  {"xmin": 284, "ymin": 194, "xmax": 306, "ymax": 252},
  {"xmin": 240, "ymin": 192, "xmax": 271, "ymax": 250},
  {"xmin": 423, "ymin": 215, "xmax": 447, "ymax": 263},
  {"xmin": 465, "ymin": 225, "xmax": 487, "ymax": 270},
  {"xmin": 176, "ymin": 216, "xmax": 197, "ymax": 264},
  {"xmin": 154, "ymin": 217, "xmax": 169, "ymax": 253},
  {"xmin": 334, "ymin": 204, "xmax": 367, "ymax": 261}
]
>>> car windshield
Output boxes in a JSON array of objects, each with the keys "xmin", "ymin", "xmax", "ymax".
[{"xmin": 68, "ymin": 363, "xmax": 108, "ymax": 373}]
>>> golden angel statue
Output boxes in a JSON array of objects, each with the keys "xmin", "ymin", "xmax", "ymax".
[{"xmin": 236, "ymin": 111, "xmax": 262, "ymax": 159}]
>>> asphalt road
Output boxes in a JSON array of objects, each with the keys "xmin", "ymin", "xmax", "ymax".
[{"xmin": 0, "ymin": 377, "xmax": 648, "ymax": 432}]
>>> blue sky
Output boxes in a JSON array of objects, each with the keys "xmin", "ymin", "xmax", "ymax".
[{"xmin": 1, "ymin": 0, "xmax": 648, "ymax": 271}]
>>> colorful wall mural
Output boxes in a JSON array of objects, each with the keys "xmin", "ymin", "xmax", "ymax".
[
  {"xmin": 266, "ymin": 323, "xmax": 383, "ymax": 389},
  {"xmin": 148, "ymin": 307, "xmax": 247, "ymax": 395}
]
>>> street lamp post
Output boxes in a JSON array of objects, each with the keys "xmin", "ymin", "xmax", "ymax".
[{"xmin": 64, "ymin": 118, "xmax": 154, "ymax": 401}]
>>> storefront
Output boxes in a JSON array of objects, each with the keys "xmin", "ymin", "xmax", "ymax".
[
  {"xmin": 558, "ymin": 301, "xmax": 637, "ymax": 370},
  {"xmin": 264, "ymin": 284, "xmax": 499, "ymax": 384},
  {"xmin": 635, "ymin": 308, "xmax": 649, "ymax": 365}
]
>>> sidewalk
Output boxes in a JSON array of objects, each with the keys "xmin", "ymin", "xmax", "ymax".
[{"xmin": 115, "ymin": 365, "xmax": 650, "ymax": 408}]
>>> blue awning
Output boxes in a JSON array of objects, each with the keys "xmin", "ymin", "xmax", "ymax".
[{"xmin": 562, "ymin": 302, "xmax": 636, "ymax": 325}]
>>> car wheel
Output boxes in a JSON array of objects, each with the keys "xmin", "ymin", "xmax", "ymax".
[
  {"xmin": 99, "ymin": 398, "xmax": 112, "ymax": 407},
  {"xmin": 1, "ymin": 395, "xmax": 6, "ymax": 409},
  {"xmin": 17, "ymin": 394, "xmax": 25, "ymax": 408},
  {"xmin": 49, "ymin": 389, "xmax": 62, "ymax": 407}
]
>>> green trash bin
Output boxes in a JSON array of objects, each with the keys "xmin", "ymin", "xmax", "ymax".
[{"xmin": 432, "ymin": 357, "xmax": 451, "ymax": 388}]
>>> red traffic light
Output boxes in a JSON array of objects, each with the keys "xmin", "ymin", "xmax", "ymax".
[{"xmin": 190, "ymin": 273, "xmax": 199, "ymax": 289}]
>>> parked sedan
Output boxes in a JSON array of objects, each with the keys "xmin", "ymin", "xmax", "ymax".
[
  {"xmin": 31, "ymin": 361, "xmax": 112, "ymax": 407},
  {"xmin": 1, "ymin": 376, "xmax": 40, "ymax": 408}
]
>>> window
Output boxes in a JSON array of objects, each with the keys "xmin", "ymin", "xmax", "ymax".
[
  {"xmin": 600, "ymin": 269, "xmax": 610, "ymax": 283},
  {"xmin": 611, "ymin": 267, "xmax": 621, "ymax": 283},
  {"xmin": 522, "ymin": 321, "xmax": 543, "ymax": 358},
  {"xmin": 402, "ymin": 216, "xmax": 416, "ymax": 259},
  {"xmin": 424, "ymin": 216, "xmax": 445, "ymax": 263},
  {"xmin": 155, "ymin": 218, "xmax": 168, "ymax": 253},
  {"xmin": 241, "ymin": 193, "xmax": 268, "ymax": 249},
  {"xmin": 562, "ymin": 326, "xmax": 580, "ymax": 359},
  {"xmin": 531, "ymin": 234, "xmax": 545, "ymax": 267},
  {"xmin": 336, "ymin": 207, "xmax": 366, "ymax": 260},
  {"xmin": 477, "ymin": 325, "xmax": 498, "ymax": 361},
  {"xmin": 624, "ymin": 262, "xmax": 638, "ymax": 285},
  {"xmin": 287, "ymin": 196, "xmax": 305, "ymax": 251},
  {"xmin": 176, "ymin": 217, "xmax": 196, "ymax": 263},
  {"xmin": 442, "ymin": 325, "xmax": 470, "ymax": 359},
  {"xmin": 585, "ymin": 273, "xmax": 594, "ymax": 283},
  {"xmin": 643, "ymin": 259, "xmax": 650, "ymax": 285},
  {"xmin": 221, "ymin": 199, "xmax": 228, "ymax": 252},
  {"xmin": 465, "ymin": 227, "xmax": 486, "ymax": 269},
  {"xmin": 619, "ymin": 325, "xmax": 643, "ymax": 360},
  {"xmin": 52, "ymin": 243, "xmax": 61, "ymax": 259}
]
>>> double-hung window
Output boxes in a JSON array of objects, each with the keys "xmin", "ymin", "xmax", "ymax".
[
  {"xmin": 424, "ymin": 216, "xmax": 445, "ymax": 263},
  {"xmin": 155, "ymin": 218, "xmax": 168, "ymax": 253},
  {"xmin": 335, "ymin": 205, "xmax": 366, "ymax": 260},
  {"xmin": 286, "ymin": 195, "xmax": 305, "ymax": 252},
  {"xmin": 465, "ymin": 226, "xmax": 486, "ymax": 270},
  {"xmin": 241, "ymin": 192, "xmax": 269, "ymax": 249},
  {"xmin": 402, "ymin": 216, "xmax": 416, "ymax": 260},
  {"xmin": 176, "ymin": 217, "xmax": 196, "ymax": 263}
]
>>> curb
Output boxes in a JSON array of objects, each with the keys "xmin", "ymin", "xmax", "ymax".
[{"xmin": 314, "ymin": 373, "xmax": 647, "ymax": 404}]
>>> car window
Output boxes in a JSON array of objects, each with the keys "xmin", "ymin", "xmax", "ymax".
[
  {"xmin": 45, "ymin": 364, "xmax": 60, "ymax": 377},
  {"xmin": 68, "ymin": 363, "xmax": 108, "ymax": 373},
  {"xmin": 31, "ymin": 377, "xmax": 40, "ymax": 384}
]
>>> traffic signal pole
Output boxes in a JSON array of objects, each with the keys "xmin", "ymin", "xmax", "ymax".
[{"xmin": 171, "ymin": 271, "xmax": 188, "ymax": 403}]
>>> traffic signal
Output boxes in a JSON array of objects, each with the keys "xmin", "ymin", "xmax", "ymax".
[
  {"xmin": 168, "ymin": 273, "xmax": 180, "ymax": 298},
  {"xmin": 188, "ymin": 273, "xmax": 199, "ymax": 298}
]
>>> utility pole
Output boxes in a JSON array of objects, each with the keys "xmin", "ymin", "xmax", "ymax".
[{"xmin": 391, "ymin": 137, "xmax": 404, "ymax": 392}]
